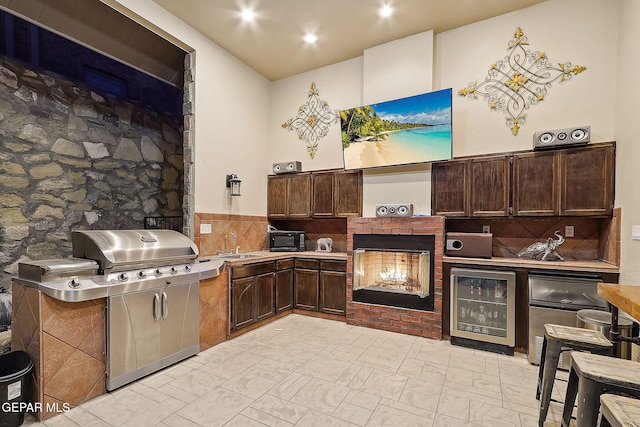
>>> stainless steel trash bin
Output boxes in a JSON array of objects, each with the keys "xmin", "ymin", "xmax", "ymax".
[{"xmin": 576, "ymin": 309, "xmax": 633, "ymax": 359}]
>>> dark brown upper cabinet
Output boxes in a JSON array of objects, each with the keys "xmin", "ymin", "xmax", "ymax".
[
  {"xmin": 432, "ymin": 142, "xmax": 615, "ymax": 218},
  {"xmin": 288, "ymin": 173, "xmax": 311, "ymax": 218},
  {"xmin": 431, "ymin": 155, "xmax": 509, "ymax": 217},
  {"xmin": 431, "ymin": 160, "xmax": 468, "ymax": 217},
  {"xmin": 559, "ymin": 143, "xmax": 614, "ymax": 216},
  {"xmin": 269, "ymin": 169, "xmax": 362, "ymax": 219},
  {"xmin": 469, "ymin": 155, "xmax": 510, "ymax": 217},
  {"xmin": 513, "ymin": 143, "xmax": 614, "ymax": 216},
  {"xmin": 267, "ymin": 173, "xmax": 311, "ymax": 218},
  {"xmin": 311, "ymin": 171, "xmax": 334, "ymax": 217},
  {"xmin": 267, "ymin": 174, "xmax": 288, "ymax": 218},
  {"xmin": 311, "ymin": 170, "xmax": 362, "ymax": 218},
  {"xmin": 512, "ymin": 150, "xmax": 558, "ymax": 216}
]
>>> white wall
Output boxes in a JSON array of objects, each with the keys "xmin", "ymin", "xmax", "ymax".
[
  {"xmin": 270, "ymin": 32, "xmax": 436, "ymax": 217},
  {"xmin": 614, "ymin": 0, "xmax": 640, "ymax": 284},
  {"xmin": 435, "ymin": 0, "xmax": 617, "ymax": 156},
  {"xmin": 110, "ymin": 0, "xmax": 638, "ymax": 280},
  {"xmin": 270, "ymin": 0, "xmax": 618, "ymax": 217},
  {"xmin": 109, "ymin": 0, "xmax": 272, "ymax": 217},
  {"xmin": 269, "ymin": 58, "xmax": 363, "ymax": 172}
]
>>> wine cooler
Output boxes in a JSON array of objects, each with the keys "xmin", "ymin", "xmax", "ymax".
[{"xmin": 450, "ymin": 268, "xmax": 516, "ymax": 350}]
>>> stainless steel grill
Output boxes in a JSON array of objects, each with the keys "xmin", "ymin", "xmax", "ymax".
[{"xmin": 15, "ymin": 229, "xmax": 224, "ymax": 391}]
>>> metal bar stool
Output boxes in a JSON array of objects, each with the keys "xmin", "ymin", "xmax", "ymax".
[
  {"xmin": 537, "ymin": 324, "xmax": 613, "ymax": 427},
  {"xmin": 562, "ymin": 352, "xmax": 640, "ymax": 427},
  {"xmin": 598, "ymin": 394, "xmax": 640, "ymax": 427}
]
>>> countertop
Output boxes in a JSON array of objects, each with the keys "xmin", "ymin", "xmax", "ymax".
[
  {"xmin": 443, "ymin": 255, "xmax": 619, "ymax": 274},
  {"xmin": 598, "ymin": 283, "xmax": 640, "ymax": 320},
  {"xmin": 201, "ymin": 250, "xmax": 347, "ymax": 266},
  {"xmin": 202, "ymin": 251, "xmax": 617, "ymax": 273}
]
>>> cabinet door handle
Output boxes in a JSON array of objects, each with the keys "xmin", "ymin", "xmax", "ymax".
[
  {"xmin": 162, "ymin": 291, "xmax": 168, "ymax": 320},
  {"xmin": 153, "ymin": 293, "xmax": 161, "ymax": 322}
]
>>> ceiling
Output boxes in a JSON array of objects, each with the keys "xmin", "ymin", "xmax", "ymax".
[
  {"xmin": 153, "ymin": 0, "xmax": 547, "ymax": 81},
  {"xmin": 0, "ymin": 0, "xmax": 547, "ymax": 84},
  {"xmin": 0, "ymin": 0, "xmax": 185, "ymax": 86}
]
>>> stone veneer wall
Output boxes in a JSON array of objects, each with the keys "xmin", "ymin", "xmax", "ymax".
[
  {"xmin": 346, "ymin": 216, "xmax": 445, "ymax": 339},
  {"xmin": 0, "ymin": 55, "xmax": 184, "ymax": 288}
]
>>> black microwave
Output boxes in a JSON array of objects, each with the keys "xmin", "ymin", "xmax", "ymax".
[{"xmin": 269, "ymin": 231, "xmax": 305, "ymax": 252}]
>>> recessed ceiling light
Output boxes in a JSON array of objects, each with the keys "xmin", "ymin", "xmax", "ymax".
[
  {"xmin": 379, "ymin": 5, "xmax": 394, "ymax": 18},
  {"xmin": 304, "ymin": 33, "xmax": 318, "ymax": 44},
  {"xmin": 241, "ymin": 9, "xmax": 256, "ymax": 21}
]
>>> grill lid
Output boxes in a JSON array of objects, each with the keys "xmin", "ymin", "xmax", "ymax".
[{"xmin": 72, "ymin": 229, "xmax": 199, "ymax": 272}]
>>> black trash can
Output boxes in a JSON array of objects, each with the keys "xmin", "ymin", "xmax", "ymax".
[{"xmin": 0, "ymin": 351, "xmax": 33, "ymax": 427}]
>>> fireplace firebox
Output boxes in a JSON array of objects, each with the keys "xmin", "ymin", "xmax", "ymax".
[{"xmin": 352, "ymin": 234, "xmax": 435, "ymax": 311}]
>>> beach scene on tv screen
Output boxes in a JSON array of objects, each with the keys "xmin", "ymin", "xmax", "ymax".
[{"xmin": 341, "ymin": 88, "xmax": 452, "ymax": 169}]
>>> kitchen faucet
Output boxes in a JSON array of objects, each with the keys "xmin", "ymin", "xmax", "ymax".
[{"xmin": 223, "ymin": 231, "xmax": 237, "ymax": 254}]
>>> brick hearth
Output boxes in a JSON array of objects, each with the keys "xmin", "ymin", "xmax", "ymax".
[{"xmin": 346, "ymin": 216, "xmax": 445, "ymax": 339}]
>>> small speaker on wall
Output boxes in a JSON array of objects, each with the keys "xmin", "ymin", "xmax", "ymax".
[
  {"xmin": 272, "ymin": 161, "xmax": 302, "ymax": 174},
  {"xmin": 375, "ymin": 204, "xmax": 413, "ymax": 218},
  {"xmin": 533, "ymin": 126, "xmax": 591, "ymax": 150}
]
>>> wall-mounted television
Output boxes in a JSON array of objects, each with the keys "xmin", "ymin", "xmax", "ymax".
[{"xmin": 340, "ymin": 88, "xmax": 452, "ymax": 170}]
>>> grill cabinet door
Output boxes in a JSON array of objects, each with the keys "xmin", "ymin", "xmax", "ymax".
[
  {"xmin": 108, "ymin": 289, "xmax": 162, "ymax": 380},
  {"xmin": 161, "ymin": 281, "xmax": 200, "ymax": 357}
]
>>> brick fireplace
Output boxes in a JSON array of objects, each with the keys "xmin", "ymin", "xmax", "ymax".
[{"xmin": 347, "ymin": 216, "xmax": 445, "ymax": 339}]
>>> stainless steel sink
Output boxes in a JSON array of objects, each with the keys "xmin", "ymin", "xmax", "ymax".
[{"xmin": 217, "ymin": 253, "xmax": 262, "ymax": 260}]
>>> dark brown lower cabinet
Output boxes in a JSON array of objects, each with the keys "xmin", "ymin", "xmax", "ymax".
[
  {"xmin": 232, "ymin": 258, "xmax": 346, "ymax": 331},
  {"xmin": 255, "ymin": 272, "xmax": 275, "ymax": 321},
  {"xmin": 293, "ymin": 259, "xmax": 346, "ymax": 315},
  {"xmin": 319, "ymin": 260, "xmax": 346, "ymax": 315},
  {"xmin": 294, "ymin": 266, "xmax": 319, "ymax": 311},
  {"xmin": 230, "ymin": 261, "xmax": 275, "ymax": 331},
  {"xmin": 275, "ymin": 259, "xmax": 294, "ymax": 312},
  {"xmin": 231, "ymin": 276, "xmax": 255, "ymax": 330}
]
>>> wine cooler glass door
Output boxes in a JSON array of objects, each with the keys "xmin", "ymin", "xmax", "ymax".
[{"xmin": 450, "ymin": 268, "xmax": 515, "ymax": 347}]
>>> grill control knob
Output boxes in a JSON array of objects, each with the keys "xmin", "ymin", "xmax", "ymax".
[
  {"xmin": 154, "ymin": 269, "xmax": 163, "ymax": 277},
  {"xmin": 68, "ymin": 278, "xmax": 81, "ymax": 289},
  {"xmin": 184, "ymin": 265, "xmax": 192, "ymax": 272},
  {"xmin": 137, "ymin": 271, "xmax": 147, "ymax": 279},
  {"xmin": 118, "ymin": 273, "xmax": 129, "ymax": 281},
  {"xmin": 170, "ymin": 267, "xmax": 178, "ymax": 275}
]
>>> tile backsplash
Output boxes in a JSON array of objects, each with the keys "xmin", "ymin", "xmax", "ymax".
[
  {"xmin": 446, "ymin": 211, "xmax": 620, "ymax": 264},
  {"xmin": 195, "ymin": 213, "xmax": 269, "ymax": 256}
]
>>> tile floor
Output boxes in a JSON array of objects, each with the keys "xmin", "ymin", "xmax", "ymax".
[{"xmin": 24, "ymin": 314, "xmax": 574, "ymax": 426}]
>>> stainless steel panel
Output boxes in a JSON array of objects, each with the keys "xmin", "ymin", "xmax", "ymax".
[
  {"xmin": 107, "ymin": 289, "xmax": 162, "ymax": 381},
  {"xmin": 72, "ymin": 229, "xmax": 198, "ymax": 271},
  {"xmin": 528, "ymin": 306, "xmax": 578, "ymax": 369},
  {"xmin": 161, "ymin": 282, "xmax": 199, "ymax": 358},
  {"xmin": 18, "ymin": 258, "xmax": 98, "ymax": 282},
  {"xmin": 13, "ymin": 275, "xmax": 109, "ymax": 302},
  {"xmin": 529, "ymin": 274, "xmax": 606, "ymax": 310},
  {"xmin": 106, "ymin": 280, "xmax": 200, "ymax": 391},
  {"xmin": 450, "ymin": 268, "xmax": 516, "ymax": 347}
]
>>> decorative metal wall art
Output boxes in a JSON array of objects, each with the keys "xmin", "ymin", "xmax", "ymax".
[
  {"xmin": 282, "ymin": 82, "xmax": 339, "ymax": 158},
  {"xmin": 458, "ymin": 28, "xmax": 587, "ymax": 136},
  {"xmin": 517, "ymin": 230, "xmax": 565, "ymax": 261}
]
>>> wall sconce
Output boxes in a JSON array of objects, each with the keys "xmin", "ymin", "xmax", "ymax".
[{"xmin": 226, "ymin": 174, "xmax": 242, "ymax": 196}]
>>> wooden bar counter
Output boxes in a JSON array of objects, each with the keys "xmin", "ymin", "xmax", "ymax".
[
  {"xmin": 598, "ymin": 283, "xmax": 640, "ymax": 357},
  {"xmin": 598, "ymin": 283, "xmax": 640, "ymax": 320}
]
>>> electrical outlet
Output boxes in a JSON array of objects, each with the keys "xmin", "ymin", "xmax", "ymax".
[
  {"xmin": 200, "ymin": 223, "xmax": 212, "ymax": 234},
  {"xmin": 565, "ymin": 225, "xmax": 574, "ymax": 238},
  {"xmin": 482, "ymin": 226, "xmax": 490, "ymax": 233},
  {"xmin": 633, "ymin": 225, "xmax": 640, "ymax": 240}
]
